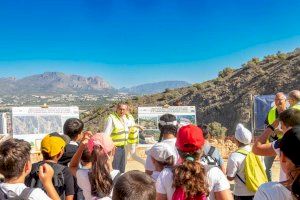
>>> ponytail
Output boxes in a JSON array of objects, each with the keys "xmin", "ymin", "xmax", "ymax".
[
  {"xmin": 172, "ymin": 150, "xmax": 209, "ymax": 198},
  {"xmin": 88, "ymin": 146, "xmax": 113, "ymax": 198}
]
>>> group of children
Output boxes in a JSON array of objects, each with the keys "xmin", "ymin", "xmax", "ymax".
[{"xmin": 0, "ymin": 109, "xmax": 300, "ymax": 200}]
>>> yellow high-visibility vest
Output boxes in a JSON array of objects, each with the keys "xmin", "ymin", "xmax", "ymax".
[
  {"xmin": 110, "ymin": 113, "xmax": 128, "ymax": 147},
  {"xmin": 267, "ymin": 106, "xmax": 277, "ymax": 125},
  {"xmin": 109, "ymin": 113, "xmax": 138, "ymax": 146},
  {"xmin": 267, "ymin": 106, "xmax": 283, "ymax": 140},
  {"xmin": 292, "ymin": 104, "xmax": 300, "ymax": 110}
]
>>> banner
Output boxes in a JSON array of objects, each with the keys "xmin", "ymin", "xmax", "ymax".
[
  {"xmin": 12, "ymin": 106, "xmax": 79, "ymax": 151},
  {"xmin": 253, "ymin": 95, "xmax": 275, "ymax": 131},
  {"xmin": 138, "ymin": 106, "xmax": 196, "ymax": 144},
  {"xmin": 0, "ymin": 113, "xmax": 8, "ymax": 135}
]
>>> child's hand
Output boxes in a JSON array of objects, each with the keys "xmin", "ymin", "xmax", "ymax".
[
  {"xmin": 81, "ymin": 131, "xmax": 93, "ymax": 146},
  {"xmin": 38, "ymin": 163, "xmax": 54, "ymax": 185}
]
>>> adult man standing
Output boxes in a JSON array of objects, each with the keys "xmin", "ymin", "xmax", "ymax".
[
  {"xmin": 103, "ymin": 103, "xmax": 136, "ymax": 173},
  {"xmin": 288, "ymin": 90, "xmax": 300, "ymax": 110},
  {"xmin": 264, "ymin": 92, "xmax": 286, "ymax": 181}
]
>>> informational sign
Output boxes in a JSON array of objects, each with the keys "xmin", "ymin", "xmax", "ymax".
[
  {"xmin": 12, "ymin": 106, "xmax": 79, "ymax": 150},
  {"xmin": 138, "ymin": 106, "xmax": 196, "ymax": 144},
  {"xmin": 0, "ymin": 113, "xmax": 8, "ymax": 135}
]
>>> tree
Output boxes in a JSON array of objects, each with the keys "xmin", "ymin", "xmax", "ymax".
[{"xmin": 218, "ymin": 67, "xmax": 235, "ymax": 78}]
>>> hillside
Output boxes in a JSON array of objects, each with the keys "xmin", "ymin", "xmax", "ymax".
[
  {"xmin": 81, "ymin": 49, "xmax": 300, "ymax": 134},
  {"xmin": 0, "ymin": 72, "xmax": 113, "ymax": 95},
  {"xmin": 119, "ymin": 81, "xmax": 190, "ymax": 95}
]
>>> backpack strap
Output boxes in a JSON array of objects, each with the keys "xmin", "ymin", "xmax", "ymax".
[
  {"xmin": 0, "ymin": 187, "xmax": 8, "ymax": 199},
  {"xmin": 236, "ymin": 149, "xmax": 249, "ymax": 156},
  {"xmin": 19, "ymin": 187, "xmax": 35, "ymax": 199},
  {"xmin": 236, "ymin": 174, "xmax": 246, "ymax": 185},
  {"xmin": 207, "ymin": 146, "xmax": 215, "ymax": 156}
]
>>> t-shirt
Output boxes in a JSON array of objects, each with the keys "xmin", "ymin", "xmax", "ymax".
[
  {"xmin": 253, "ymin": 182, "xmax": 292, "ymax": 200},
  {"xmin": 76, "ymin": 169, "xmax": 120, "ymax": 200},
  {"xmin": 25, "ymin": 161, "xmax": 75, "ymax": 199},
  {"xmin": 59, "ymin": 141, "xmax": 79, "ymax": 166},
  {"xmin": 156, "ymin": 164, "xmax": 230, "ymax": 200},
  {"xmin": 203, "ymin": 142, "xmax": 224, "ymax": 167},
  {"xmin": 226, "ymin": 145, "xmax": 255, "ymax": 196},
  {"xmin": 272, "ymin": 140, "xmax": 287, "ymax": 181},
  {"xmin": 0, "ymin": 183, "xmax": 51, "ymax": 200},
  {"xmin": 145, "ymin": 138, "xmax": 178, "ymax": 172}
]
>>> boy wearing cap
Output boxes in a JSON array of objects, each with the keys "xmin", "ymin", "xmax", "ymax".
[
  {"xmin": 25, "ymin": 133, "xmax": 75, "ymax": 200},
  {"xmin": 226, "ymin": 124, "xmax": 255, "ymax": 200}
]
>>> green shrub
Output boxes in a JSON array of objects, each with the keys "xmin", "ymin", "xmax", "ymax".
[
  {"xmin": 218, "ymin": 67, "xmax": 235, "ymax": 78},
  {"xmin": 207, "ymin": 122, "xmax": 227, "ymax": 138}
]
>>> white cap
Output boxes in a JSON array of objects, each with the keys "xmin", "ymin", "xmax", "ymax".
[
  {"xmin": 235, "ymin": 123, "xmax": 252, "ymax": 145},
  {"xmin": 148, "ymin": 142, "xmax": 175, "ymax": 163}
]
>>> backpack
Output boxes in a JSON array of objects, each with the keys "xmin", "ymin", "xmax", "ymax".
[
  {"xmin": 236, "ymin": 149, "xmax": 268, "ymax": 192},
  {"xmin": 201, "ymin": 146, "xmax": 218, "ymax": 167},
  {"xmin": 0, "ymin": 187, "xmax": 34, "ymax": 200},
  {"xmin": 172, "ymin": 187, "xmax": 207, "ymax": 200},
  {"xmin": 26, "ymin": 161, "xmax": 65, "ymax": 199}
]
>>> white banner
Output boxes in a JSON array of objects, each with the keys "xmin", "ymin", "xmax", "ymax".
[
  {"xmin": 12, "ymin": 106, "xmax": 79, "ymax": 151},
  {"xmin": 138, "ymin": 106, "xmax": 196, "ymax": 144}
]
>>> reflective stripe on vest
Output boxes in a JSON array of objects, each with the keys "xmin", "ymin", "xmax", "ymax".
[
  {"xmin": 292, "ymin": 104, "xmax": 300, "ymax": 110},
  {"xmin": 110, "ymin": 114, "xmax": 128, "ymax": 147},
  {"xmin": 267, "ymin": 106, "xmax": 277, "ymax": 125},
  {"xmin": 127, "ymin": 115, "xmax": 139, "ymax": 144}
]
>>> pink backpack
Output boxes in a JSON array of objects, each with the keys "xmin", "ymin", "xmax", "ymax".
[{"xmin": 172, "ymin": 187, "xmax": 207, "ymax": 200}]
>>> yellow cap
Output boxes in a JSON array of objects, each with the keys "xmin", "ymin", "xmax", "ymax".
[{"xmin": 41, "ymin": 134, "xmax": 66, "ymax": 157}]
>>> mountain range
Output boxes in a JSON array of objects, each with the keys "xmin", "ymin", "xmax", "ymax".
[{"xmin": 0, "ymin": 72, "xmax": 189, "ymax": 95}]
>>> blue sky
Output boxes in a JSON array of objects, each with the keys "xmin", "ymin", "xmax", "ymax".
[{"xmin": 0, "ymin": 0, "xmax": 300, "ymax": 88}]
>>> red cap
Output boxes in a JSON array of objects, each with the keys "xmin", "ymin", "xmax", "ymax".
[{"xmin": 176, "ymin": 124, "xmax": 205, "ymax": 152}]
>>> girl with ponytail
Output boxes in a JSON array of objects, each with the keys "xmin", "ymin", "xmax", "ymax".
[
  {"xmin": 70, "ymin": 132, "xmax": 120, "ymax": 200},
  {"xmin": 156, "ymin": 125, "xmax": 233, "ymax": 200}
]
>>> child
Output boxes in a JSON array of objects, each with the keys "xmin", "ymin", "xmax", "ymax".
[
  {"xmin": 59, "ymin": 118, "xmax": 84, "ymax": 166},
  {"xmin": 156, "ymin": 124, "xmax": 233, "ymax": 200},
  {"xmin": 226, "ymin": 124, "xmax": 256, "ymax": 200},
  {"xmin": 0, "ymin": 138, "xmax": 60, "ymax": 200},
  {"xmin": 254, "ymin": 126, "xmax": 300, "ymax": 200},
  {"xmin": 113, "ymin": 170, "xmax": 156, "ymax": 200},
  {"xmin": 69, "ymin": 132, "xmax": 120, "ymax": 200},
  {"xmin": 25, "ymin": 133, "xmax": 75, "ymax": 200},
  {"xmin": 147, "ymin": 142, "xmax": 175, "ymax": 181}
]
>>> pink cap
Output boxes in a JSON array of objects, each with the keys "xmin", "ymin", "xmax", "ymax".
[{"xmin": 87, "ymin": 133, "xmax": 115, "ymax": 154}]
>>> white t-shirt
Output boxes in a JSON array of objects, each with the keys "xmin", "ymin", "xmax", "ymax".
[
  {"xmin": 145, "ymin": 138, "xmax": 178, "ymax": 172},
  {"xmin": 254, "ymin": 182, "xmax": 292, "ymax": 200},
  {"xmin": 76, "ymin": 169, "xmax": 120, "ymax": 200},
  {"xmin": 226, "ymin": 145, "xmax": 255, "ymax": 196},
  {"xmin": 271, "ymin": 141, "xmax": 287, "ymax": 181},
  {"xmin": 0, "ymin": 183, "xmax": 51, "ymax": 200},
  {"xmin": 156, "ymin": 164, "xmax": 230, "ymax": 200}
]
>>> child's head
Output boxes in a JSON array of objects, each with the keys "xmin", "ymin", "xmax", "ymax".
[
  {"xmin": 41, "ymin": 133, "xmax": 66, "ymax": 161},
  {"xmin": 158, "ymin": 114, "xmax": 178, "ymax": 141},
  {"xmin": 148, "ymin": 142, "xmax": 175, "ymax": 172},
  {"xmin": 63, "ymin": 118, "xmax": 84, "ymax": 141},
  {"xmin": 234, "ymin": 123, "xmax": 252, "ymax": 146},
  {"xmin": 87, "ymin": 133, "xmax": 115, "ymax": 198},
  {"xmin": 279, "ymin": 126, "xmax": 300, "ymax": 199},
  {"xmin": 0, "ymin": 138, "xmax": 31, "ymax": 181},
  {"xmin": 174, "ymin": 125, "xmax": 209, "ymax": 199},
  {"xmin": 81, "ymin": 147, "xmax": 92, "ymax": 167},
  {"xmin": 112, "ymin": 170, "xmax": 156, "ymax": 200}
]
